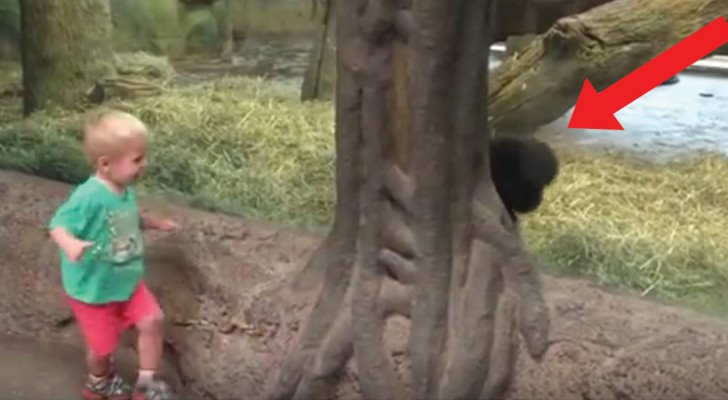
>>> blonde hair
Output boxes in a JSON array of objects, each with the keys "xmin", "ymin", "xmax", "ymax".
[{"xmin": 83, "ymin": 109, "xmax": 148, "ymax": 166}]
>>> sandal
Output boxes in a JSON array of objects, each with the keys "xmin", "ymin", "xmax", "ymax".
[
  {"xmin": 81, "ymin": 372, "xmax": 134, "ymax": 400},
  {"xmin": 133, "ymin": 379, "xmax": 177, "ymax": 400}
]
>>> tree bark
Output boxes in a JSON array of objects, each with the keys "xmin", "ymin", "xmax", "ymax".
[
  {"xmin": 218, "ymin": 0, "xmax": 235, "ymax": 61},
  {"xmin": 490, "ymin": 0, "xmax": 728, "ymax": 136},
  {"xmin": 20, "ymin": 0, "xmax": 115, "ymax": 116},
  {"xmin": 300, "ymin": 0, "xmax": 337, "ymax": 102}
]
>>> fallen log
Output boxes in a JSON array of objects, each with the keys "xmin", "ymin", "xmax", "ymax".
[{"xmin": 489, "ymin": 0, "xmax": 728, "ymax": 135}]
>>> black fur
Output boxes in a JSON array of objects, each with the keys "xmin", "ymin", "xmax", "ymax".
[{"xmin": 489, "ymin": 136, "xmax": 559, "ymax": 222}]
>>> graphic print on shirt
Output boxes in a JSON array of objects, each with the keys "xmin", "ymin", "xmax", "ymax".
[{"xmin": 104, "ymin": 208, "xmax": 143, "ymax": 265}]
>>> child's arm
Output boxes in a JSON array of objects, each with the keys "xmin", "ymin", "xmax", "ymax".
[
  {"xmin": 49, "ymin": 227, "xmax": 81, "ymax": 249},
  {"xmin": 48, "ymin": 196, "xmax": 95, "ymax": 262},
  {"xmin": 49, "ymin": 227, "xmax": 93, "ymax": 262}
]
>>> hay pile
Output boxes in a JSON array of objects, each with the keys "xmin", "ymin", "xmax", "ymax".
[
  {"xmin": 524, "ymin": 152, "xmax": 728, "ymax": 313},
  {"xmin": 0, "ymin": 76, "xmax": 726, "ymax": 313}
]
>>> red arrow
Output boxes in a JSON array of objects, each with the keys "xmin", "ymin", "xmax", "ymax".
[{"xmin": 568, "ymin": 16, "xmax": 728, "ymax": 130}]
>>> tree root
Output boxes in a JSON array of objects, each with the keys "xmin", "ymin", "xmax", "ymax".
[
  {"xmin": 480, "ymin": 292, "xmax": 519, "ymax": 400},
  {"xmin": 286, "ymin": 275, "xmax": 413, "ymax": 400},
  {"xmin": 379, "ymin": 201, "xmax": 416, "ymax": 258},
  {"xmin": 437, "ymin": 239, "xmax": 504, "ymax": 399},
  {"xmin": 268, "ymin": 22, "xmax": 364, "ymax": 397},
  {"xmin": 378, "ymin": 248, "xmax": 416, "ymax": 285},
  {"xmin": 472, "ymin": 182, "xmax": 550, "ymax": 359},
  {"xmin": 384, "ymin": 164, "xmax": 414, "ymax": 214}
]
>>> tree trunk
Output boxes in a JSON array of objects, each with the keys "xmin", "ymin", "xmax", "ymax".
[
  {"xmin": 218, "ymin": 0, "xmax": 235, "ymax": 61},
  {"xmin": 490, "ymin": 0, "xmax": 728, "ymax": 136},
  {"xmin": 300, "ymin": 0, "xmax": 336, "ymax": 102},
  {"xmin": 19, "ymin": 0, "xmax": 114, "ymax": 116},
  {"xmin": 272, "ymin": 0, "xmax": 552, "ymax": 398}
]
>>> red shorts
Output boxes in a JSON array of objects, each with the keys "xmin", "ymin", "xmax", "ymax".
[{"xmin": 65, "ymin": 282, "xmax": 163, "ymax": 357}]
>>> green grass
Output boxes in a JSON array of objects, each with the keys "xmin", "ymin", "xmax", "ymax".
[
  {"xmin": 0, "ymin": 75, "xmax": 727, "ymax": 316},
  {"xmin": 0, "ymin": 77, "xmax": 335, "ymax": 229}
]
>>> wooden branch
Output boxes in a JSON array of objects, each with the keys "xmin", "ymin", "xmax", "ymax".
[
  {"xmin": 471, "ymin": 196, "xmax": 520, "ymax": 257},
  {"xmin": 379, "ymin": 277, "xmax": 413, "ymax": 317},
  {"xmin": 438, "ymin": 239, "xmax": 505, "ymax": 399},
  {"xmin": 488, "ymin": 0, "xmax": 728, "ymax": 136},
  {"xmin": 383, "ymin": 164, "xmax": 414, "ymax": 213},
  {"xmin": 272, "ymin": 243, "xmax": 356, "ymax": 400},
  {"xmin": 472, "ymin": 183, "xmax": 550, "ymax": 359},
  {"xmin": 379, "ymin": 201, "xmax": 417, "ymax": 258},
  {"xmin": 295, "ymin": 276, "xmax": 412, "ymax": 399},
  {"xmin": 503, "ymin": 251, "xmax": 550, "ymax": 358},
  {"xmin": 305, "ymin": 310, "xmax": 354, "ymax": 395},
  {"xmin": 480, "ymin": 292, "xmax": 519, "ymax": 400},
  {"xmin": 378, "ymin": 248, "xmax": 416, "ymax": 284}
]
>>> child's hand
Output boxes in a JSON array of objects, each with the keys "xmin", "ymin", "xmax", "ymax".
[
  {"xmin": 64, "ymin": 238, "xmax": 94, "ymax": 262},
  {"xmin": 155, "ymin": 218, "xmax": 179, "ymax": 231},
  {"xmin": 140, "ymin": 214, "xmax": 179, "ymax": 231}
]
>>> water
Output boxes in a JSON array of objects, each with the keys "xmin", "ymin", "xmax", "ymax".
[
  {"xmin": 539, "ymin": 71, "xmax": 728, "ymax": 161},
  {"xmin": 177, "ymin": 38, "xmax": 728, "ymax": 161}
]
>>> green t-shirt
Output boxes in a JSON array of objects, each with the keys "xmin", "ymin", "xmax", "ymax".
[{"xmin": 49, "ymin": 176, "xmax": 145, "ymax": 304}]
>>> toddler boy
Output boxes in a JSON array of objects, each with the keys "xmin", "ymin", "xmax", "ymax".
[{"xmin": 48, "ymin": 110, "xmax": 177, "ymax": 400}]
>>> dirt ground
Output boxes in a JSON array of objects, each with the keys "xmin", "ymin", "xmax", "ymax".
[{"xmin": 2, "ymin": 169, "xmax": 728, "ymax": 400}]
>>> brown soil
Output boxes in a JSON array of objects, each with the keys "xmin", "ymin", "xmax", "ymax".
[{"xmin": 1, "ymin": 169, "xmax": 728, "ymax": 400}]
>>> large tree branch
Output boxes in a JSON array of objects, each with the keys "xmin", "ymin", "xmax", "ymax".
[{"xmin": 489, "ymin": 0, "xmax": 728, "ymax": 136}]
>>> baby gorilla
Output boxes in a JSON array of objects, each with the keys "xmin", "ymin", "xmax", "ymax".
[{"xmin": 489, "ymin": 136, "xmax": 559, "ymax": 222}]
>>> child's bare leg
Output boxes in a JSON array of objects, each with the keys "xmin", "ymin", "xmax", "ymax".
[
  {"xmin": 86, "ymin": 349, "xmax": 112, "ymax": 377},
  {"xmin": 83, "ymin": 349, "xmax": 132, "ymax": 400},
  {"xmin": 126, "ymin": 283, "xmax": 175, "ymax": 398},
  {"xmin": 136, "ymin": 316, "xmax": 164, "ymax": 383}
]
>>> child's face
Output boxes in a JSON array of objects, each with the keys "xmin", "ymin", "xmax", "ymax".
[{"xmin": 104, "ymin": 143, "xmax": 147, "ymax": 186}]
